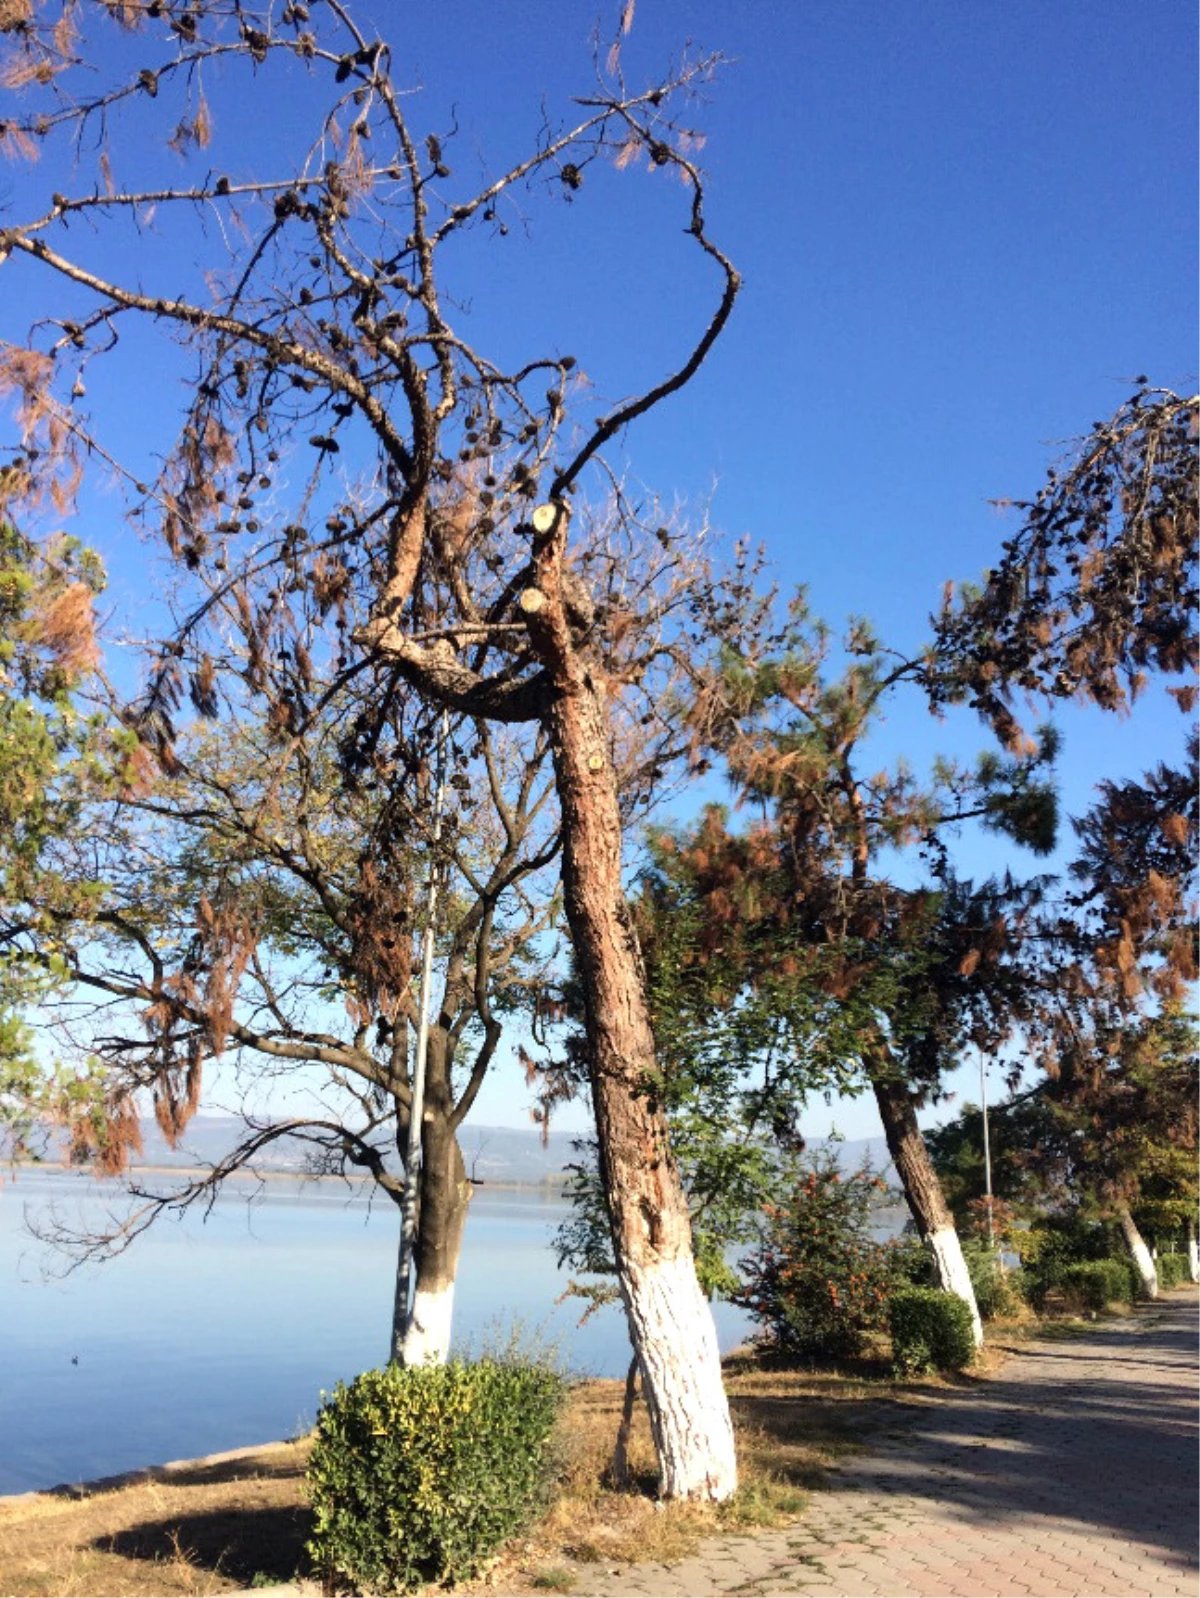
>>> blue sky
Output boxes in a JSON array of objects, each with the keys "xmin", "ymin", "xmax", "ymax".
[{"xmin": 4, "ymin": 1, "xmax": 1195, "ymax": 1139}]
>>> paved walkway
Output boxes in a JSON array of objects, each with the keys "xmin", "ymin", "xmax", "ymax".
[
  {"xmin": 232, "ymin": 1293, "xmax": 1197, "ymax": 1598},
  {"xmin": 577, "ymin": 1292, "xmax": 1199, "ymax": 1598}
]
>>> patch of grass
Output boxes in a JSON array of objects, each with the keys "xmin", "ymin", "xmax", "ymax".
[
  {"xmin": 0, "ymin": 1441, "xmax": 310, "ymax": 1598},
  {"xmin": 528, "ymin": 1565, "xmax": 576, "ymax": 1592}
]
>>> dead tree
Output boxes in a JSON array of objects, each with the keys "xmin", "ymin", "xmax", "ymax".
[{"xmin": 0, "ymin": 2, "xmax": 743, "ymax": 1495}]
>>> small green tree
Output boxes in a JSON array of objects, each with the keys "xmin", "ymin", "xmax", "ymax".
[
  {"xmin": 733, "ymin": 1149, "xmax": 895, "ymax": 1362},
  {"xmin": 0, "ymin": 516, "xmax": 123, "ymax": 1160}
]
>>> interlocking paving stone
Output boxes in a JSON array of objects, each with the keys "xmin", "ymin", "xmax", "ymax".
[
  {"xmin": 225, "ymin": 1295, "xmax": 1198, "ymax": 1597},
  {"xmin": 575, "ymin": 1291, "xmax": 1199, "ymax": 1598}
]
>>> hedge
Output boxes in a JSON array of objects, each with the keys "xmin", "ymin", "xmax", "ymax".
[
  {"xmin": 1060, "ymin": 1258, "xmax": 1136, "ymax": 1313},
  {"xmin": 306, "ymin": 1357, "xmax": 566, "ymax": 1594},
  {"xmin": 889, "ymin": 1287, "xmax": 976, "ymax": 1376},
  {"xmin": 1157, "ymin": 1253, "xmax": 1190, "ymax": 1289}
]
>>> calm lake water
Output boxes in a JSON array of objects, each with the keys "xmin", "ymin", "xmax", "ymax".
[{"xmin": 0, "ymin": 1170, "xmax": 753, "ymax": 1495}]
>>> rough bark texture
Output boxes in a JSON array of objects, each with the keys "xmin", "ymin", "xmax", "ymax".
[
  {"xmin": 549, "ymin": 679, "xmax": 737, "ymax": 1498},
  {"xmin": 1117, "ymin": 1204, "xmax": 1159, "ymax": 1300},
  {"xmin": 522, "ymin": 509, "xmax": 737, "ymax": 1501},
  {"xmin": 391, "ymin": 1104, "xmax": 473, "ymax": 1365},
  {"xmin": 872, "ymin": 1073, "xmax": 984, "ymax": 1346}
]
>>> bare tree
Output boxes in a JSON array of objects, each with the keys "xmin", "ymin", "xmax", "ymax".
[
  {"xmin": 0, "ymin": 2, "xmax": 743, "ymax": 1495},
  {"xmin": 10, "ymin": 609, "xmax": 565, "ymax": 1366}
]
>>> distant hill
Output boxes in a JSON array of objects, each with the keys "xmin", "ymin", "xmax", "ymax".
[
  {"xmin": 41, "ymin": 1115, "xmax": 898, "ymax": 1193},
  {"xmin": 127, "ymin": 1114, "xmax": 579, "ymax": 1187}
]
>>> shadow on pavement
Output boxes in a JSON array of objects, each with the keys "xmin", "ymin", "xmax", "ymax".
[{"xmin": 803, "ymin": 1293, "xmax": 1199, "ymax": 1564}]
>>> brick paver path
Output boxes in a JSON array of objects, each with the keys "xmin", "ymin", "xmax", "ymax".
[
  {"xmin": 579, "ymin": 1292, "xmax": 1199, "ymax": 1598},
  {"xmin": 230, "ymin": 1294, "xmax": 1198, "ymax": 1598}
]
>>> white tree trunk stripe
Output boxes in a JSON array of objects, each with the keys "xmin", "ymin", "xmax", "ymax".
[
  {"xmin": 619, "ymin": 1252, "xmax": 738, "ymax": 1500},
  {"xmin": 403, "ymin": 1282, "xmax": 455, "ymax": 1365},
  {"xmin": 1118, "ymin": 1207, "xmax": 1159, "ymax": 1300},
  {"xmin": 929, "ymin": 1225, "xmax": 985, "ymax": 1347}
]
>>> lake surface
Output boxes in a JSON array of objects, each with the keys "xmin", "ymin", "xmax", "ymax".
[{"xmin": 0, "ymin": 1170, "xmax": 753, "ymax": 1495}]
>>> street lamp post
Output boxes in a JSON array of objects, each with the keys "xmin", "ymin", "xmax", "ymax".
[{"xmin": 979, "ymin": 1046, "xmax": 997, "ymax": 1263}]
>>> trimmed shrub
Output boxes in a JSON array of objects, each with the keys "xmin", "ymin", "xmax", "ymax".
[
  {"xmin": 890, "ymin": 1288, "xmax": 976, "ymax": 1376},
  {"xmin": 734, "ymin": 1151, "xmax": 895, "ymax": 1361},
  {"xmin": 1060, "ymin": 1258, "xmax": 1134, "ymax": 1313},
  {"xmin": 305, "ymin": 1357, "xmax": 566, "ymax": 1594},
  {"xmin": 1157, "ymin": 1253, "xmax": 1189, "ymax": 1289}
]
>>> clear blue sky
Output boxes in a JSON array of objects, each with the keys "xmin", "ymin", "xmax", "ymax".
[{"xmin": 4, "ymin": 1, "xmax": 1195, "ymax": 1138}]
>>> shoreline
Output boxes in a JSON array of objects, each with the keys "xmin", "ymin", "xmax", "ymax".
[{"xmin": 3, "ymin": 1159, "xmax": 569, "ymax": 1196}]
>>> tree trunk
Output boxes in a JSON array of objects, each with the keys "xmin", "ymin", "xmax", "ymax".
[
  {"xmin": 545, "ymin": 676, "xmax": 737, "ymax": 1501},
  {"xmin": 1188, "ymin": 1220, "xmax": 1198, "ymax": 1285},
  {"xmin": 1117, "ymin": 1204, "xmax": 1158, "ymax": 1300},
  {"xmin": 872, "ymin": 1073, "xmax": 984, "ymax": 1346},
  {"xmin": 390, "ymin": 1113, "xmax": 473, "ymax": 1365},
  {"xmin": 610, "ymin": 1352, "xmax": 641, "ymax": 1489}
]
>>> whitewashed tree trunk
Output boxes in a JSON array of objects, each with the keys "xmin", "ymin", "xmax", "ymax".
[
  {"xmin": 391, "ymin": 1113, "xmax": 473, "ymax": 1367},
  {"xmin": 523, "ymin": 529, "xmax": 739, "ymax": 1502},
  {"xmin": 1117, "ymin": 1205, "xmax": 1159, "ymax": 1299},
  {"xmin": 1188, "ymin": 1221, "xmax": 1199, "ymax": 1284},
  {"xmin": 402, "ymin": 1282, "xmax": 456, "ymax": 1365},
  {"xmin": 617, "ymin": 1253, "xmax": 737, "ymax": 1500},
  {"xmin": 929, "ymin": 1225, "xmax": 985, "ymax": 1344},
  {"xmin": 873, "ymin": 1073, "xmax": 984, "ymax": 1346}
]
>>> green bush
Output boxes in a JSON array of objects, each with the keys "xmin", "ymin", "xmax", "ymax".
[
  {"xmin": 1060, "ymin": 1258, "xmax": 1135, "ymax": 1313},
  {"xmin": 888, "ymin": 1235, "xmax": 937, "ymax": 1290},
  {"xmin": 889, "ymin": 1288, "xmax": 976, "ymax": 1376},
  {"xmin": 734, "ymin": 1151, "xmax": 895, "ymax": 1361},
  {"xmin": 305, "ymin": 1357, "xmax": 566, "ymax": 1594},
  {"xmin": 1020, "ymin": 1215, "xmax": 1116, "ymax": 1307},
  {"xmin": 1157, "ymin": 1253, "xmax": 1189, "ymax": 1289},
  {"xmin": 960, "ymin": 1238, "xmax": 1027, "ymax": 1319}
]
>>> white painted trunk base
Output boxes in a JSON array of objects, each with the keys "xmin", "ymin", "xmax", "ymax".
[
  {"xmin": 1188, "ymin": 1228, "xmax": 1199, "ymax": 1285},
  {"xmin": 621, "ymin": 1252, "xmax": 738, "ymax": 1502},
  {"xmin": 929, "ymin": 1225, "xmax": 984, "ymax": 1347},
  {"xmin": 1126, "ymin": 1233, "xmax": 1159, "ymax": 1299},
  {"xmin": 1116, "ymin": 1207, "xmax": 1158, "ymax": 1299},
  {"xmin": 402, "ymin": 1282, "xmax": 455, "ymax": 1366}
]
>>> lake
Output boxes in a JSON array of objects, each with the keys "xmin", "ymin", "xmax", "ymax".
[{"xmin": 0, "ymin": 1169, "xmax": 753, "ymax": 1495}]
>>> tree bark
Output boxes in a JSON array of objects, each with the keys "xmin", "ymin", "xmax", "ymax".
[
  {"xmin": 390, "ymin": 1109, "xmax": 473, "ymax": 1365},
  {"xmin": 1117, "ymin": 1204, "xmax": 1159, "ymax": 1300},
  {"xmin": 520, "ymin": 507, "xmax": 737, "ymax": 1502},
  {"xmin": 1188, "ymin": 1219, "xmax": 1199, "ymax": 1285},
  {"xmin": 872, "ymin": 1072, "xmax": 984, "ymax": 1346},
  {"xmin": 544, "ymin": 678, "xmax": 737, "ymax": 1500}
]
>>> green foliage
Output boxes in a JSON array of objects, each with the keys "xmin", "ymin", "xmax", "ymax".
[
  {"xmin": 305, "ymin": 1357, "xmax": 566, "ymax": 1595},
  {"xmin": 887, "ymin": 1235, "xmax": 937, "ymax": 1289},
  {"xmin": 1060, "ymin": 1259, "xmax": 1136, "ymax": 1313},
  {"xmin": 1156, "ymin": 1254, "xmax": 1189, "ymax": 1289},
  {"xmin": 960, "ymin": 1238, "xmax": 1025, "ymax": 1320},
  {"xmin": 1018, "ymin": 1213, "xmax": 1115, "ymax": 1306},
  {"xmin": 733, "ymin": 1150, "xmax": 895, "ymax": 1361},
  {"xmin": 0, "ymin": 522, "xmax": 118, "ymax": 1157},
  {"xmin": 889, "ymin": 1288, "xmax": 976, "ymax": 1376}
]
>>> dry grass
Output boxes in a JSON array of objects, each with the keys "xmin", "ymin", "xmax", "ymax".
[
  {"xmin": 0, "ymin": 1349, "xmax": 967, "ymax": 1598},
  {"xmin": 0, "ymin": 1442, "xmax": 311, "ymax": 1597}
]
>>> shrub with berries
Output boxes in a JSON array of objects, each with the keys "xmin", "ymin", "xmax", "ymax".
[{"xmin": 734, "ymin": 1148, "xmax": 895, "ymax": 1361}]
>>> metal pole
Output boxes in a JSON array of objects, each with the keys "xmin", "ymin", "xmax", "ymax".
[
  {"xmin": 390, "ymin": 708, "xmax": 450, "ymax": 1364},
  {"xmin": 979, "ymin": 1046, "xmax": 996, "ymax": 1261}
]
